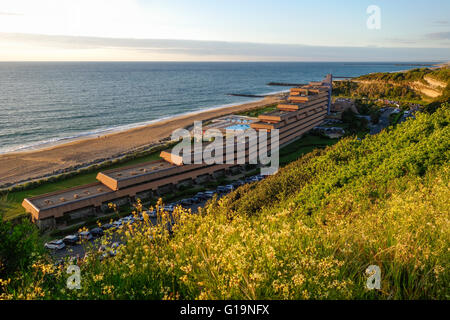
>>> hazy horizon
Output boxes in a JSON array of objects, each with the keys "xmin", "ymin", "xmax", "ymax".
[{"xmin": 0, "ymin": 0, "xmax": 449, "ymax": 62}]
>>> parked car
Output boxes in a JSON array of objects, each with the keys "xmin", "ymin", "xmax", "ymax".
[
  {"xmin": 112, "ymin": 220, "xmax": 122, "ymax": 229},
  {"xmin": 101, "ymin": 223, "xmax": 114, "ymax": 230},
  {"xmin": 180, "ymin": 198, "xmax": 193, "ymax": 206},
  {"xmin": 109, "ymin": 242, "xmax": 122, "ymax": 256},
  {"xmin": 144, "ymin": 210, "xmax": 157, "ymax": 218},
  {"xmin": 98, "ymin": 243, "xmax": 121, "ymax": 260},
  {"xmin": 245, "ymin": 177, "xmax": 255, "ymax": 183},
  {"xmin": 249, "ymin": 175, "xmax": 262, "ymax": 182},
  {"xmin": 204, "ymin": 191, "xmax": 216, "ymax": 198},
  {"xmin": 79, "ymin": 231, "xmax": 93, "ymax": 241},
  {"xmin": 195, "ymin": 192, "xmax": 207, "ymax": 200},
  {"xmin": 233, "ymin": 180, "xmax": 244, "ymax": 187},
  {"xmin": 164, "ymin": 205, "xmax": 174, "ymax": 212},
  {"xmin": 255, "ymin": 175, "xmax": 264, "ymax": 181},
  {"xmin": 98, "ymin": 245, "xmax": 109, "ymax": 261},
  {"xmin": 44, "ymin": 239, "xmax": 65, "ymax": 250},
  {"xmin": 63, "ymin": 234, "xmax": 79, "ymax": 245},
  {"xmin": 121, "ymin": 216, "xmax": 134, "ymax": 224},
  {"xmin": 225, "ymin": 184, "xmax": 234, "ymax": 192},
  {"xmin": 216, "ymin": 186, "xmax": 228, "ymax": 193},
  {"xmin": 90, "ymin": 227, "xmax": 104, "ymax": 238}
]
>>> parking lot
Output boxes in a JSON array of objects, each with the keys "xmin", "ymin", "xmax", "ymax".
[{"xmin": 48, "ymin": 175, "xmax": 265, "ymax": 260}]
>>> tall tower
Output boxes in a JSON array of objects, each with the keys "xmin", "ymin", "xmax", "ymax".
[{"xmin": 324, "ymin": 74, "xmax": 333, "ymax": 115}]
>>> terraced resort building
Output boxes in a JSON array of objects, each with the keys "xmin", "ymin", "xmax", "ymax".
[{"xmin": 22, "ymin": 75, "xmax": 333, "ymax": 230}]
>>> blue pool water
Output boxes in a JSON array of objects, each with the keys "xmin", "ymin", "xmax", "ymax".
[{"xmin": 225, "ymin": 124, "xmax": 251, "ymax": 131}]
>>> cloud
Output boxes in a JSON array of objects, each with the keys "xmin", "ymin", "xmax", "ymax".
[
  {"xmin": 0, "ymin": 32, "xmax": 449, "ymax": 62},
  {"xmin": 426, "ymin": 32, "xmax": 450, "ymax": 40},
  {"xmin": 434, "ymin": 20, "xmax": 449, "ymax": 25},
  {"xmin": 384, "ymin": 38, "xmax": 417, "ymax": 45}
]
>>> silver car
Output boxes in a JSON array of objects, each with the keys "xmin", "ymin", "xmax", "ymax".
[
  {"xmin": 79, "ymin": 231, "xmax": 93, "ymax": 241},
  {"xmin": 44, "ymin": 239, "xmax": 65, "ymax": 250}
]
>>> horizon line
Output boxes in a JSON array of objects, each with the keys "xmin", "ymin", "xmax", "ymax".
[{"xmin": 0, "ymin": 60, "xmax": 444, "ymax": 63}]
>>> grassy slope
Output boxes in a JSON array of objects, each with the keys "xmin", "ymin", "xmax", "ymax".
[
  {"xmin": 334, "ymin": 67, "xmax": 450, "ymax": 103},
  {"xmin": 236, "ymin": 103, "xmax": 278, "ymax": 117},
  {"xmin": 279, "ymin": 134, "xmax": 338, "ymax": 166},
  {"xmin": 4, "ymin": 105, "xmax": 448, "ymax": 300}
]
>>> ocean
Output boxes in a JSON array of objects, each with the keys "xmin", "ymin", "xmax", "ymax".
[{"xmin": 0, "ymin": 62, "xmax": 431, "ymax": 154}]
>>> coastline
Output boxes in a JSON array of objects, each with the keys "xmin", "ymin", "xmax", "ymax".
[
  {"xmin": 0, "ymin": 89, "xmax": 289, "ymax": 155},
  {"xmin": 0, "ymin": 94, "xmax": 285, "ymax": 187}
]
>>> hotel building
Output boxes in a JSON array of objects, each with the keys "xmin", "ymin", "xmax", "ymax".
[{"xmin": 22, "ymin": 75, "xmax": 332, "ymax": 230}]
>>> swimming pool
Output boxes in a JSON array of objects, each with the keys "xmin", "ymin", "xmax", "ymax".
[{"xmin": 225, "ymin": 124, "xmax": 251, "ymax": 131}]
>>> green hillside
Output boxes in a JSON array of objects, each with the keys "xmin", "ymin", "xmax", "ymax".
[
  {"xmin": 333, "ymin": 66, "xmax": 450, "ymax": 103},
  {"xmin": 357, "ymin": 67, "xmax": 450, "ymax": 83},
  {"xmin": 1, "ymin": 105, "xmax": 449, "ymax": 300}
]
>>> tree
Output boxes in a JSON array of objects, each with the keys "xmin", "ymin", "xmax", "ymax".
[{"xmin": 0, "ymin": 203, "xmax": 42, "ymax": 279}]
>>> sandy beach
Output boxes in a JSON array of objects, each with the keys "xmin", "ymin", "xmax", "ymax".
[{"xmin": 0, "ymin": 94, "xmax": 284, "ymax": 186}]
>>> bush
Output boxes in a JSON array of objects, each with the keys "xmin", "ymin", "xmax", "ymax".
[{"xmin": 0, "ymin": 211, "xmax": 42, "ymax": 280}]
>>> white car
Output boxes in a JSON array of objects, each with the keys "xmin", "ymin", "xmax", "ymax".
[
  {"xmin": 63, "ymin": 234, "xmax": 79, "ymax": 245},
  {"xmin": 79, "ymin": 231, "xmax": 93, "ymax": 241},
  {"xmin": 204, "ymin": 191, "xmax": 216, "ymax": 198},
  {"xmin": 121, "ymin": 216, "xmax": 135, "ymax": 224},
  {"xmin": 44, "ymin": 239, "xmax": 66, "ymax": 250},
  {"xmin": 225, "ymin": 184, "xmax": 235, "ymax": 191},
  {"xmin": 112, "ymin": 220, "xmax": 122, "ymax": 228}
]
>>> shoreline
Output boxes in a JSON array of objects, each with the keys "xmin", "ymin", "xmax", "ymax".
[
  {"xmin": 0, "ymin": 92, "xmax": 288, "ymax": 155},
  {"xmin": 0, "ymin": 93, "xmax": 285, "ymax": 187}
]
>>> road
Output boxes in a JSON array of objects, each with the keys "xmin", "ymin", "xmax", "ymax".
[
  {"xmin": 50, "ymin": 198, "xmax": 211, "ymax": 260},
  {"xmin": 370, "ymin": 109, "xmax": 395, "ymax": 135}
]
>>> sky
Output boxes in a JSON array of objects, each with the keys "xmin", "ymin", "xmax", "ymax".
[{"xmin": 0, "ymin": 0, "xmax": 449, "ymax": 61}]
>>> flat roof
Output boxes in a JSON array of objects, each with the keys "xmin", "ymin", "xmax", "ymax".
[
  {"xmin": 100, "ymin": 160, "xmax": 175, "ymax": 182},
  {"xmin": 26, "ymin": 182, "xmax": 113, "ymax": 211}
]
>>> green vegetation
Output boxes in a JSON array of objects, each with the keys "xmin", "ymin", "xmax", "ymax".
[
  {"xmin": 0, "ymin": 210, "xmax": 42, "ymax": 280},
  {"xmin": 389, "ymin": 111, "xmax": 405, "ymax": 126},
  {"xmin": 237, "ymin": 103, "xmax": 278, "ymax": 117},
  {"xmin": 279, "ymin": 134, "xmax": 338, "ymax": 166},
  {"xmin": 341, "ymin": 109, "xmax": 370, "ymax": 135},
  {"xmin": 333, "ymin": 66, "xmax": 450, "ymax": 104},
  {"xmin": 358, "ymin": 67, "xmax": 434, "ymax": 83},
  {"xmin": 2, "ymin": 104, "xmax": 448, "ymax": 300},
  {"xmin": 358, "ymin": 67, "xmax": 450, "ymax": 85},
  {"xmin": 333, "ymin": 80, "xmax": 422, "ymax": 101}
]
